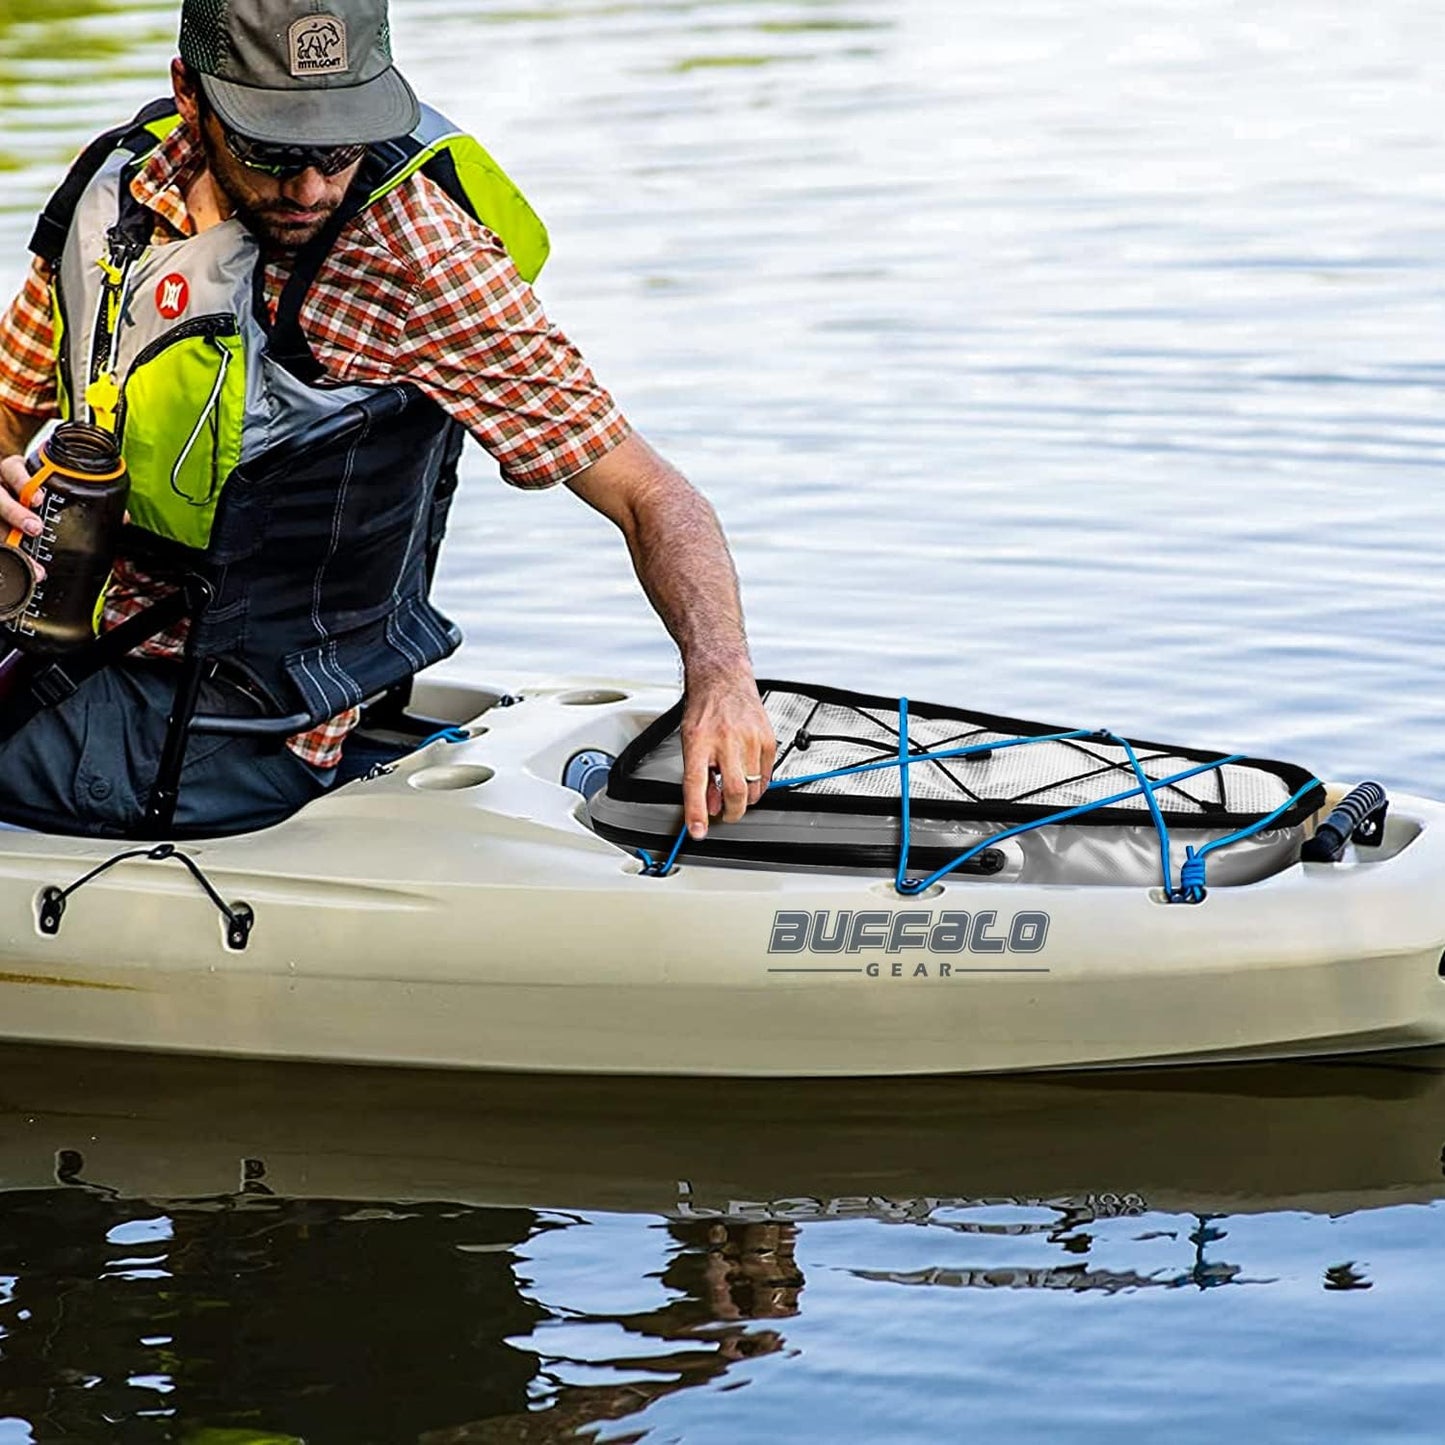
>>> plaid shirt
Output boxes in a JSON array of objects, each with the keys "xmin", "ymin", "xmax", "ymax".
[{"xmin": 0, "ymin": 119, "xmax": 630, "ymax": 766}]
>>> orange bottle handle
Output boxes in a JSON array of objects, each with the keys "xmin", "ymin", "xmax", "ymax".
[{"xmin": 3, "ymin": 456, "xmax": 57, "ymax": 551}]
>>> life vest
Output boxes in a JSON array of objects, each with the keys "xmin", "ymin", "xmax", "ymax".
[{"xmin": 29, "ymin": 99, "xmax": 550, "ymax": 723}]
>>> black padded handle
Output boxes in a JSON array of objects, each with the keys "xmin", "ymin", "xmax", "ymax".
[{"xmin": 1301, "ymin": 781, "xmax": 1388, "ymax": 863}]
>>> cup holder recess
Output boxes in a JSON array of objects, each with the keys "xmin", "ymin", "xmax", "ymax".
[
  {"xmin": 558, "ymin": 689, "xmax": 629, "ymax": 706},
  {"xmin": 408, "ymin": 764, "xmax": 496, "ymax": 792}
]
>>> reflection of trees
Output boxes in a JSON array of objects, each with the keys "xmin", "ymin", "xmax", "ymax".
[
  {"xmin": 0, "ymin": 1184, "xmax": 547, "ymax": 1444},
  {"xmin": 0, "ymin": 1183, "xmax": 802, "ymax": 1445},
  {"xmin": 426, "ymin": 1221, "xmax": 804, "ymax": 1445}
]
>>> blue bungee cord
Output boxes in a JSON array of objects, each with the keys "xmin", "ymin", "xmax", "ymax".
[
  {"xmin": 892, "ymin": 753, "xmax": 1246, "ymax": 898},
  {"xmin": 1098, "ymin": 729, "xmax": 1180, "ymax": 899},
  {"xmin": 416, "ymin": 725, "xmax": 471, "ymax": 747},
  {"xmin": 1174, "ymin": 779, "xmax": 1322, "ymax": 903},
  {"xmin": 896, "ymin": 696, "xmax": 913, "ymax": 893},
  {"xmin": 635, "ymin": 823, "xmax": 691, "ymax": 879},
  {"xmin": 636, "ymin": 697, "xmax": 1315, "ymax": 903},
  {"xmin": 751, "ymin": 726, "xmax": 1101, "ymax": 792}
]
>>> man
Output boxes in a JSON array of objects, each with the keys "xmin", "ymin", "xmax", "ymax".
[{"xmin": 0, "ymin": 0, "xmax": 773, "ymax": 838}]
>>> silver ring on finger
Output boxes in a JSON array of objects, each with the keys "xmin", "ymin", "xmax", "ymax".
[{"xmin": 745, "ymin": 774, "xmax": 763, "ymax": 783}]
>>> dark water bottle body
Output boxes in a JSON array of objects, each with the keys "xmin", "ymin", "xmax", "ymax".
[{"xmin": 0, "ymin": 423, "xmax": 129, "ymax": 655}]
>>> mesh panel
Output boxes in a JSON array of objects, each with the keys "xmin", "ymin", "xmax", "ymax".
[
  {"xmin": 764, "ymin": 689, "xmax": 1288, "ymax": 818},
  {"xmin": 179, "ymin": 0, "xmax": 229, "ymax": 72}
]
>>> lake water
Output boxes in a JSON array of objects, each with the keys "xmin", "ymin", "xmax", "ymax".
[{"xmin": 0, "ymin": 0, "xmax": 1442, "ymax": 1440}]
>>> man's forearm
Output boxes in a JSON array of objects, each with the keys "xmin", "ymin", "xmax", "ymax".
[
  {"xmin": 626, "ymin": 469, "xmax": 751, "ymax": 685},
  {"xmin": 570, "ymin": 434, "xmax": 752, "ymax": 684},
  {"xmin": 566, "ymin": 431, "xmax": 774, "ymax": 833}
]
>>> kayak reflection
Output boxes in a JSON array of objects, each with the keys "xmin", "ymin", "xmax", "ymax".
[{"xmin": 2, "ymin": 1042, "xmax": 1442, "ymax": 1217}]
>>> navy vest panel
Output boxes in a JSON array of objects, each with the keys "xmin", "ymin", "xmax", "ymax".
[{"xmin": 167, "ymin": 385, "xmax": 464, "ymax": 722}]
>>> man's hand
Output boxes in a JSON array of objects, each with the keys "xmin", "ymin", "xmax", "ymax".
[
  {"xmin": 0, "ymin": 453, "xmax": 46, "ymax": 580},
  {"xmin": 681, "ymin": 669, "xmax": 776, "ymax": 839}
]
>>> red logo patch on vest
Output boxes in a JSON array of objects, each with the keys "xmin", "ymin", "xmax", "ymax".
[{"xmin": 155, "ymin": 274, "xmax": 190, "ymax": 321}]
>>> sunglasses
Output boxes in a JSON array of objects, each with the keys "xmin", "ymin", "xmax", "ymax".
[{"xmin": 221, "ymin": 122, "xmax": 367, "ymax": 180}]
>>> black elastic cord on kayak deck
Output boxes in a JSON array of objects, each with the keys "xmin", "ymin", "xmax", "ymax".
[{"xmin": 37, "ymin": 843, "xmax": 254, "ymax": 950}]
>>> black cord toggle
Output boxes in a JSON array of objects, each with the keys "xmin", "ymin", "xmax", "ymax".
[{"xmin": 37, "ymin": 842, "xmax": 254, "ymax": 950}]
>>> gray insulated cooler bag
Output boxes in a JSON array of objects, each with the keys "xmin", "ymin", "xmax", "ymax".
[{"xmin": 586, "ymin": 681, "xmax": 1326, "ymax": 887}]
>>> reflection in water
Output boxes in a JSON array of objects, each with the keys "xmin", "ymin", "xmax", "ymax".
[
  {"xmin": 0, "ymin": 0, "xmax": 177, "ymax": 184},
  {"xmin": 441, "ymin": 1222, "xmax": 802, "ymax": 1444},
  {"xmin": 0, "ymin": 1182, "xmax": 799, "ymax": 1444},
  {"xmin": 0, "ymin": 1189, "xmax": 547, "ymax": 1442},
  {"xmin": 851, "ymin": 1215, "xmax": 1263, "ymax": 1296},
  {"xmin": 0, "ymin": 1044, "xmax": 1439, "ymax": 1438}
]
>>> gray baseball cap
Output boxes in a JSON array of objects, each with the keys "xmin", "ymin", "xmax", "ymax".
[{"xmin": 179, "ymin": 0, "xmax": 420, "ymax": 146}]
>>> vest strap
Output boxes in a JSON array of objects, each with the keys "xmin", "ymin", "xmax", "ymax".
[
  {"xmin": 264, "ymin": 151, "xmax": 392, "ymax": 382},
  {"xmin": 263, "ymin": 134, "xmax": 502, "ymax": 381}
]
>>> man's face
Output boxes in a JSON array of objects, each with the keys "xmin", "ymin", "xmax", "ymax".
[{"xmin": 197, "ymin": 109, "xmax": 361, "ymax": 254}]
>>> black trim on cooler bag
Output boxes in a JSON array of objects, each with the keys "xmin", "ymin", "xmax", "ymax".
[{"xmin": 587, "ymin": 818, "xmax": 1010, "ymax": 877}]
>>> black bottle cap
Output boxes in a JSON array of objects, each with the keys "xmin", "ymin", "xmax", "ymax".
[{"xmin": 0, "ymin": 547, "xmax": 38, "ymax": 619}]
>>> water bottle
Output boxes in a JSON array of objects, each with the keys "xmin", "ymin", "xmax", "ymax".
[{"xmin": 0, "ymin": 423, "xmax": 129, "ymax": 654}]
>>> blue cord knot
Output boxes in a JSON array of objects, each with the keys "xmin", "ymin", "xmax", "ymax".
[
  {"xmin": 1176, "ymin": 847, "xmax": 1207, "ymax": 903},
  {"xmin": 637, "ymin": 849, "xmax": 675, "ymax": 878},
  {"xmin": 638, "ymin": 824, "xmax": 690, "ymax": 877}
]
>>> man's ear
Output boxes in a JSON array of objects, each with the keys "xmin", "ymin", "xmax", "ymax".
[{"xmin": 171, "ymin": 57, "xmax": 202, "ymax": 136}]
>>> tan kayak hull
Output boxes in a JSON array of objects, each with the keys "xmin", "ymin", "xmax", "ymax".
[{"xmin": 0, "ymin": 676, "xmax": 1441, "ymax": 1076}]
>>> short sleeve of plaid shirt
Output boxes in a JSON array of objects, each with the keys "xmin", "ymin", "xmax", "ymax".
[{"xmin": 0, "ymin": 258, "xmax": 59, "ymax": 418}]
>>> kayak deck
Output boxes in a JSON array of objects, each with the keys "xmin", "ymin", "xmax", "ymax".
[{"xmin": 0, "ymin": 675, "xmax": 1441, "ymax": 1076}]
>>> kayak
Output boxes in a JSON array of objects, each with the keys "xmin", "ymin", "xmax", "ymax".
[{"xmin": 0, "ymin": 673, "xmax": 1442, "ymax": 1076}]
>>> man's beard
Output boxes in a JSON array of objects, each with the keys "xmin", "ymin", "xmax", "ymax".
[{"xmin": 199, "ymin": 124, "xmax": 340, "ymax": 255}]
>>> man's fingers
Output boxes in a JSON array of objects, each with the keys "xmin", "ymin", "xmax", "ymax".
[
  {"xmin": 748, "ymin": 732, "xmax": 778, "ymax": 804},
  {"xmin": 687, "ymin": 756, "xmax": 747, "ymax": 832},
  {"xmin": 683, "ymin": 755, "xmax": 711, "ymax": 840},
  {"xmin": 0, "ymin": 495, "xmax": 43, "ymax": 536},
  {"xmin": 745, "ymin": 753, "xmax": 767, "ymax": 806},
  {"xmin": 719, "ymin": 754, "xmax": 750, "ymax": 823},
  {"xmin": 680, "ymin": 688, "xmax": 779, "ymax": 838},
  {"xmin": 0, "ymin": 456, "xmax": 42, "ymax": 537}
]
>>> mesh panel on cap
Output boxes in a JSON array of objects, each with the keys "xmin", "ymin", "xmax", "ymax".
[{"xmin": 180, "ymin": 0, "xmax": 229, "ymax": 74}]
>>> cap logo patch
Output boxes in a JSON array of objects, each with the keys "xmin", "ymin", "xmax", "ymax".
[
  {"xmin": 288, "ymin": 15, "xmax": 348, "ymax": 77},
  {"xmin": 155, "ymin": 274, "xmax": 189, "ymax": 321}
]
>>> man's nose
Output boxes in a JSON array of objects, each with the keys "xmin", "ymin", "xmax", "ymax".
[{"xmin": 281, "ymin": 168, "xmax": 328, "ymax": 207}]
